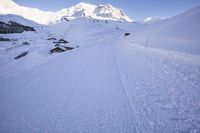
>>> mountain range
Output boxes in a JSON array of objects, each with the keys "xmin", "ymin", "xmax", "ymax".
[{"xmin": 0, "ymin": 0, "xmax": 132, "ymax": 24}]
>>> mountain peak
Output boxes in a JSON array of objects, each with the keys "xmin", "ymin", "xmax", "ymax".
[
  {"xmin": 0, "ymin": 0, "xmax": 133, "ymax": 24},
  {"xmin": 0, "ymin": 0, "xmax": 19, "ymax": 10},
  {"xmin": 75, "ymin": 2, "xmax": 96, "ymax": 7}
]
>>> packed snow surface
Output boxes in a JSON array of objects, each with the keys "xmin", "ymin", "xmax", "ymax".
[{"xmin": 0, "ymin": 3, "xmax": 200, "ymax": 133}]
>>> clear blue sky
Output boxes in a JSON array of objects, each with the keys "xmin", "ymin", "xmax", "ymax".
[{"xmin": 14, "ymin": 0, "xmax": 200, "ymax": 20}]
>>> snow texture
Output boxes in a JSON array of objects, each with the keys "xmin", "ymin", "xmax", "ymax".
[{"xmin": 0, "ymin": 2, "xmax": 200, "ymax": 133}]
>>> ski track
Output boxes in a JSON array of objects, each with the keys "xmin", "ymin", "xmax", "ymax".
[
  {"xmin": 111, "ymin": 38, "xmax": 200, "ymax": 133},
  {"xmin": 0, "ymin": 35, "xmax": 200, "ymax": 132},
  {"xmin": 0, "ymin": 39, "xmax": 136, "ymax": 132}
]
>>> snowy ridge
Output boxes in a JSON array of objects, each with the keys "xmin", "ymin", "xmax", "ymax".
[{"xmin": 0, "ymin": 0, "xmax": 132, "ymax": 24}]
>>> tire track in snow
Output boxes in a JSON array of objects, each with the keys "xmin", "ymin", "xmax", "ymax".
[
  {"xmin": 107, "ymin": 43, "xmax": 138, "ymax": 133},
  {"xmin": 51, "ymin": 43, "xmax": 137, "ymax": 132},
  {"xmin": 52, "ymin": 45, "xmax": 103, "ymax": 131},
  {"xmin": 110, "ymin": 38, "xmax": 200, "ymax": 133},
  {"xmin": 105, "ymin": 43, "xmax": 137, "ymax": 132}
]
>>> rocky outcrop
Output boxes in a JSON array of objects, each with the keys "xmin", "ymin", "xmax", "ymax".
[
  {"xmin": 0, "ymin": 36, "xmax": 10, "ymax": 41},
  {"xmin": 14, "ymin": 52, "xmax": 28, "ymax": 59},
  {"xmin": 124, "ymin": 33, "xmax": 130, "ymax": 36},
  {"xmin": 0, "ymin": 21, "xmax": 36, "ymax": 34}
]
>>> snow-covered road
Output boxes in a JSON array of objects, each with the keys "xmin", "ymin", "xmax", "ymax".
[{"xmin": 0, "ymin": 35, "xmax": 200, "ymax": 133}]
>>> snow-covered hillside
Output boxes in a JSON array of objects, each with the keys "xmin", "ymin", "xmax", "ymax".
[
  {"xmin": 0, "ymin": 0, "xmax": 132, "ymax": 24},
  {"xmin": 127, "ymin": 6, "xmax": 200, "ymax": 55},
  {"xmin": 0, "ymin": 17, "xmax": 138, "ymax": 70},
  {"xmin": 0, "ymin": 14, "xmax": 39, "ymax": 27},
  {"xmin": 0, "ymin": 2, "xmax": 200, "ymax": 133}
]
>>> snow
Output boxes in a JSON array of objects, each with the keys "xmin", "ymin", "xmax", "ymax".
[
  {"xmin": 127, "ymin": 6, "xmax": 200, "ymax": 55},
  {"xmin": 0, "ymin": 0, "xmax": 132, "ymax": 24},
  {"xmin": 0, "ymin": 14, "xmax": 39, "ymax": 27},
  {"xmin": 112, "ymin": 39, "xmax": 200, "ymax": 133},
  {"xmin": 141, "ymin": 16, "xmax": 165, "ymax": 24},
  {"xmin": 0, "ymin": 3, "xmax": 200, "ymax": 133}
]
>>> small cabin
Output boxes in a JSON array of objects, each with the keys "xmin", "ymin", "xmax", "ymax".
[
  {"xmin": 47, "ymin": 37, "xmax": 57, "ymax": 41},
  {"xmin": 64, "ymin": 46, "xmax": 74, "ymax": 51},
  {"xmin": 23, "ymin": 42, "xmax": 30, "ymax": 45},
  {"xmin": 50, "ymin": 46, "xmax": 74, "ymax": 54},
  {"xmin": 53, "ymin": 39, "xmax": 68, "ymax": 44},
  {"xmin": 50, "ymin": 47, "xmax": 65, "ymax": 54},
  {"xmin": 14, "ymin": 52, "xmax": 28, "ymax": 60},
  {"xmin": 58, "ymin": 39, "xmax": 68, "ymax": 44}
]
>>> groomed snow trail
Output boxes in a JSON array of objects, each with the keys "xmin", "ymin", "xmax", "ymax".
[
  {"xmin": 0, "ymin": 40, "xmax": 136, "ymax": 132},
  {"xmin": 111, "ymin": 38, "xmax": 200, "ymax": 133},
  {"xmin": 0, "ymin": 35, "xmax": 200, "ymax": 133}
]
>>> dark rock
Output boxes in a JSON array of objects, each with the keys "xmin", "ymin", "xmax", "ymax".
[
  {"xmin": 0, "ymin": 21, "xmax": 36, "ymax": 34},
  {"xmin": 0, "ymin": 21, "xmax": 23, "ymax": 33},
  {"xmin": 22, "ymin": 42, "xmax": 30, "ymax": 45},
  {"xmin": 47, "ymin": 37, "xmax": 57, "ymax": 41},
  {"xmin": 62, "ymin": 18, "xmax": 70, "ymax": 21},
  {"xmin": 61, "ymin": 16, "xmax": 70, "ymax": 22},
  {"xmin": 8, "ymin": 21, "xmax": 36, "ymax": 31},
  {"xmin": 14, "ymin": 52, "xmax": 28, "ymax": 60},
  {"xmin": 124, "ymin": 33, "xmax": 131, "ymax": 36},
  {"xmin": 0, "ymin": 37, "xmax": 10, "ymax": 41}
]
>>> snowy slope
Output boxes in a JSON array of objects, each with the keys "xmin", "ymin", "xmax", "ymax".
[
  {"xmin": 0, "ymin": 14, "xmax": 39, "ymax": 27},
  {"xmin": 46, "ymin": 18, "xmax": 139, "ymax": 46},
  {"xmin": 0, "ymin": 0, "xmax": 54, "ymax": 25},
  {"xmin": 0, "ymin": 25, "xmax": 200, "ymax": 133},
  {"xmin": 0, "ymin": 3, "xmax": 200, "ymax": 133},
  {"xmin": 127, "ymin": 6, "xmax": 200, "ymax": 55},
  {"xmin": 0, "ymin": 18, "xmax": 138, "ymax": 69},
  {"xmin": 0, "ymin": 0, "xmax": 132, "ymax": 24}
]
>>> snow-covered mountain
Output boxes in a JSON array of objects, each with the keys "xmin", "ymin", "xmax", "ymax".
[{"xmin": 0, "ymin": 0, "xmax": 132, "ymax": 24}]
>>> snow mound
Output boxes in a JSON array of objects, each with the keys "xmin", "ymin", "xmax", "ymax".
[{"xmin": 0, "ymin": 0, "xmax": 132, "ymax": 24}]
